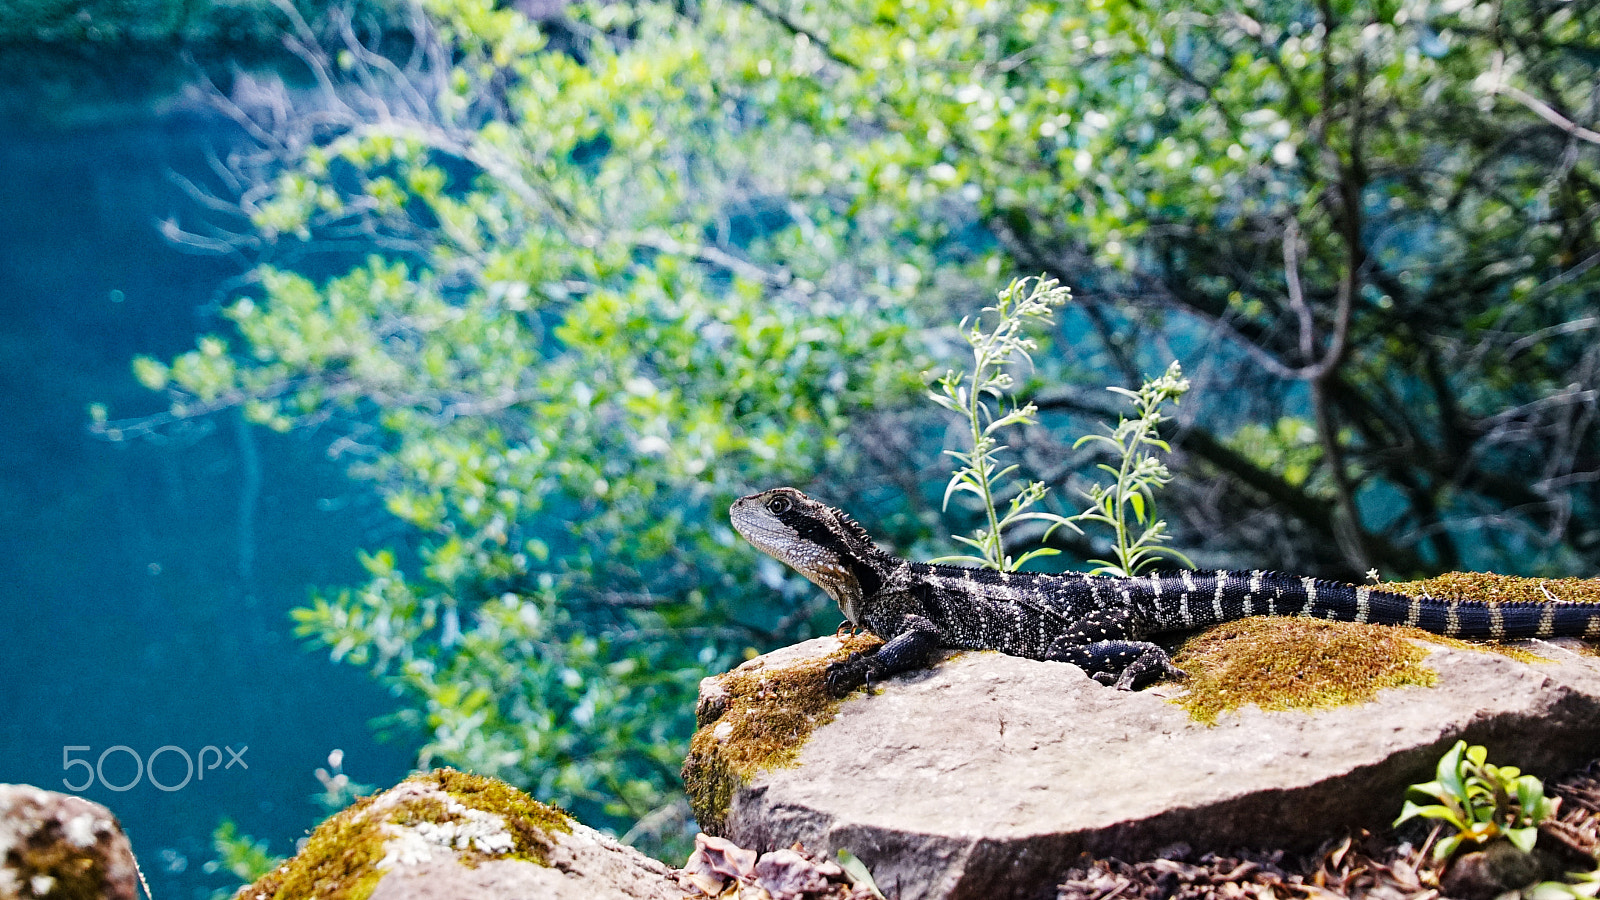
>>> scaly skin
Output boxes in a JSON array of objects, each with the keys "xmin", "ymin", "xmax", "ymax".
[{"xmin": 730, "ymin": 487, "xmax": 1600, "ymax": 695}]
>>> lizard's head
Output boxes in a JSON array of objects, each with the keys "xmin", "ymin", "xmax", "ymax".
[{"xmin": 729, "ymin": 487, "xmax": 883, "ymax": 626}]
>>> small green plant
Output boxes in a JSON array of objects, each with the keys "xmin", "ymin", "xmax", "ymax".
[
  {"xmin": 1527, "ymin": 870, "xmax": 1600, "ymax": 900},
  {"xmin": 1395, "ymin": 740, "xmax": 1560, "ymax": 861},
  {"xmin": 204, "ymin": 819, "xmax": 283, "ymax": 900},
  {"xmin": 836, "ymin": 848, "xmax": 886, "ymax": 899},
  {"xmin": 1070, "ymin": 361, "xmax": 1194, "ymax": 577},
  {"xmin": 932, "ymin": 278, "xmax": 1193, "ymax": 576},
  {"xmin": 930, "ymin": 276, "xmax": 1077, "ymax": 570}
]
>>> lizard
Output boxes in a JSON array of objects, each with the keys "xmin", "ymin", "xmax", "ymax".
[{"xmin": 729, "ymin": 486, "xmax": 1600, "ymax": 695}]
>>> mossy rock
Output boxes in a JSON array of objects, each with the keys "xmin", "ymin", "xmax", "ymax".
[
  {"xmin": 1170, "ymin": 573, "xmax": 1600, "ymax": 724},
  {"xmin": 685, "ymin": 573, "xmax": 1600, "ymax": 825},
  {"xmin": 681, "ymin": 634, "xmax": 881, "ymax": 835},
  {"xmin": 1386, "ymin": 572, "xmax": 1600, "ymax": 606},
  {"xmin": 237, "ymin": 768, "xmax": 571, "ymax": 900},
  {"xmin": 0, "ymin": 785, "xmax": 141, "ymax": 900},
  {"xmin": 1171, "ymin": 616, "xmax": 1440, "ymax": 724}
]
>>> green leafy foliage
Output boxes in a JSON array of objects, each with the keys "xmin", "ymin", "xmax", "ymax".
[
  {"xmin": 1395, "ymin": 740, "xmax": 1559, "ymax": 861},
  {"xmin": 127, "ymin": 0, "xmax": 936, "ymax": 854},
  {"xmin": 931, "ymin": 277, "xmax": 1078, "ymax": 571},
  {"xmin": 752, "ymin": 0, "xmax": 1600, "ymax": 577},
  {"xmin": 109, "ymin": 0, "xmax": 1600, "ymax": 859},
  {"xmin": 1071, "ymin": 363, "xmax": 1194, "ymax": 577}
]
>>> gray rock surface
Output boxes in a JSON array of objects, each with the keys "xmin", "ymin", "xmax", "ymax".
[
  {"xmin": 366, "ymin": 825, "xmax": 690, "ymax": 900},
  {"xmin": 707, "ymin": 635, "xmax": 1600, "ymax": 900},
  {"xmin": 0, "ymin": 783, "xmax": 143, "ymax": 900}
]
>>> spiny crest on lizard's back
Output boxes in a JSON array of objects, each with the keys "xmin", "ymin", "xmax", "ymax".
[
  {"xmin": 787, "ymin": 492, "xmax": 879, "ymax": 557},
  {"xmin": 831, "ymin": 508, "xmax": 877, "ymax": 551}
]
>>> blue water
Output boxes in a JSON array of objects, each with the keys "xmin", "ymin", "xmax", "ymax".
[{"xmin": 0, "ymin": 52, "xmax": 417, "ymax": 899}]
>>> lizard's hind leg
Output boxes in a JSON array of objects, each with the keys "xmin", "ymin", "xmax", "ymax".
[
  {"xmin": 1047, "ymin": 638, "xmax": 1186, "ymax": 690},
  {"xmin": 1043, "ymin": 614, "xmax": 1184, "ymax": 685},
  {"xmin": 1042, "ymin": 606, "xmax": 1184, "ymax": 690}
]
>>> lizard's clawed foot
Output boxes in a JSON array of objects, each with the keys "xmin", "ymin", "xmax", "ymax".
[
  {"xmin": 824, "ymin": 652, "xmax": 873, "ymax": 697},
  {"xmin": 834, "ymin": 620, "xmax": 858, "ymax": 639},
  {"xmin": 1112, "ymin": 656, "xmax": 1187, "ymax": 691}
]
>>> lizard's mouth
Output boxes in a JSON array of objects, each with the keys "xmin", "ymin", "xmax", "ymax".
[
  {"xmin": 727, "ymin": 496, "xmax": 761, "ymax": 536},
  {"xmin": 728, "ymin": 497, "xmax": 785, "ymax": 558}
]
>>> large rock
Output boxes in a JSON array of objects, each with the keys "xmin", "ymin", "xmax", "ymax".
[
  {"xmin": 688, "ymin": 631, "xmax": 1600, "ymax": 900},
  {"xmin": 238, "ymin": 769, "xmax": 689, "ymax": 900},
  {"xmin": 0, "ymin": 784, "xmax": 142, "ymax": 900}
]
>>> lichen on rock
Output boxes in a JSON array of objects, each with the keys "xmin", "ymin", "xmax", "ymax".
[
  {"xmin": 237, "ymin": 768, "xmax": 572, "ymax": 900},
  {"xmin": 681, "ymin": 634, "xmax": 881, "ymax": 835},
  {"xmin": 0, "ymin": 784, "xmax": 142, "ymax": 900}
]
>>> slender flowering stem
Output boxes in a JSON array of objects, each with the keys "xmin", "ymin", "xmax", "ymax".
[
  {"xmin": 932, "ymin": 277, "xmax": 1075, "ymax": 570},
  {"xmin": 1070, "ymin": 361, "xmax": 1193, "ymax": 576}
]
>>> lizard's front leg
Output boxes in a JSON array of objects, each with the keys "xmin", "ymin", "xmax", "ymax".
[
  {"xmin": 1044, "ymin": 607, "xmax": 1185, "ymax": 690},
  {"xmin": 825, "ymin": 615, "xmax": 943, "ymax": 697}
]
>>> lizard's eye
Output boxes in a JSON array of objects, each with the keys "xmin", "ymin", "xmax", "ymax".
[{"xmin": 766, "ymin": 495, "xmax": 792, "ymax": 515}]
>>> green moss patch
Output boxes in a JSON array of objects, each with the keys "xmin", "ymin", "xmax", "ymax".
[
  {"xmin": 682, "ymin": 634, "xmax": 882, "ymax": 834},
  {"xmin": 238, "ymin": 793, "xmax": 384, "ymax": 900},
  {"xmin": 411, "ymin": 768, "xmax": 572, "ymax": 865},
  {"xmin": 1169, "ymin": 573, "xmax": 1600, "ymax": 724},
  {"xmin": 1383, "ymin": 572, "xmax": 1600, "ymax": 605},
  {"xmin": 1171, "ymin": 617, "xmax": 1439, "ymax": 725},
  {"xmin": 236, "ymin": 768, "xmax": 572, "ymax": 900},
  {"xmin": 1384, "ymin": 572, "xmax": 1600, "ymax": 661}
]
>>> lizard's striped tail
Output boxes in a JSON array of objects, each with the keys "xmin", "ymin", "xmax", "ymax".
[{"xmin": 1148, "ymin": 570, "xmax": 1600, "ymax": 640}]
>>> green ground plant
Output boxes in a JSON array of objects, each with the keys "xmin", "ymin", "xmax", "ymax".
[
  {"xmin": 1533, "ymin": 871, "xmax": 1600, "ymax": 900},
  {"xmin": 836, "ymin": 849, "xmax": 886, "ymax": 899},
  {"xmin": 1395, "ymin": 741, "xmax": 1600, "ymax": 900},
  {"xmin": 1396, "ymin": 740, "xmax": 1557, "ymax": 860}
]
